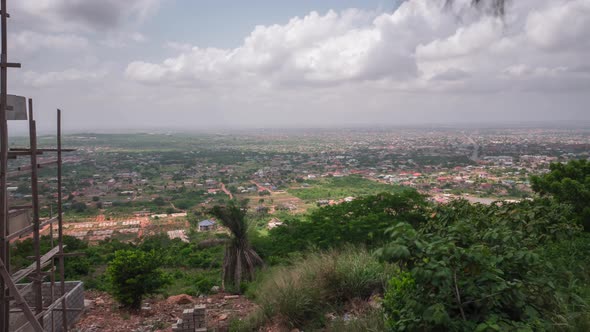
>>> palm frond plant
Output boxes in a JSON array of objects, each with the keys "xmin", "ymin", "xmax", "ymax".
[{"xmin": 210, "ymin": 202, "xmax": 264, "ymax": 292}]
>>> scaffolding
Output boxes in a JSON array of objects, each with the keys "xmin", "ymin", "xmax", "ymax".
[{"xmin": 0, "ymin": 1, "xmax": 82, "ymax": 331}]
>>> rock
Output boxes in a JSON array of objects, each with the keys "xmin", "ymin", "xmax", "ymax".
[
  {"xmin": 369, "ymin": 295, "xmax": 382, "ymax": 309},
  {"xmin": 95, "ymin": 298, "xmax": 105, "ymax": 306},
  {"xmin": 84, "ymin": 299, "xmax": 95, "ymax": 310},
  {"xmin": 166, "ymin": 294, "xmax": 194, "ymax": 305},
  {"xmin": 223, "ymin": 295, "xmax": 239, "ymax": 300},
  {"xmin": 206, "ymin": 298, "xmax": 213, "ymax": 304},
  {"xmin": 210, "ymin": 285, "xmax": 220, "ymax": 293},
  {"xmin": 218, "ymin": 314, "xmax": 228, "ymax": 321}
]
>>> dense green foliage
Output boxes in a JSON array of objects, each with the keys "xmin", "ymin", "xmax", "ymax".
[
  {"xmin": 288, "ymin": 175, "xmax": 405, "ymax": 201},
  {"xmin": 239, "ymin": 160, "xmax": 590, "ymax": 330},
  {"xmin": 11, "ymin": 232, "xmax": 225, "ymax": 308},
  {"xmin": 253, "ymin": 190, "xmax": 427, "ymax": 261},
  {"xmin": 106, "ymin": 249, "xmax": 170, "ymax": 309},
  {"xmin": 11, "ymin": 235, "xmax": 93, "ymax": 280},
  {"xmin": 379, "ymin": 199, "xmax": 584, "ymax": 330},
  {"xmin": 531, "ymin": 159, "xmax": 590, "ymax": 230}
]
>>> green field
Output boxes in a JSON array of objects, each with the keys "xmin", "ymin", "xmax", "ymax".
[{"xmin": 288, "ymin": 175, "xmax": 405, "ymax": 201}]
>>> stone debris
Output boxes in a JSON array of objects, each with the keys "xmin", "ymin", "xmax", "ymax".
[
  {"xmin": 172, "ymin": 305, "xmax": 206, "ymax": 332},
  {"xmin": 74, "ymin": 290, "xmax": 259, "ymax": 332}
]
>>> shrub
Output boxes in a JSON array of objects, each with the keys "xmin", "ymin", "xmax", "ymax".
[
  {"xmin": 379, "ymin": 199, "xmax": 581, "ymax": 331},
  {"xmin": 248, "ymin": 247, "xmax": 392, "ymax": 329},
  {"xmin": 107, "ymin": 249, "xmax": 170, "ymax": 309},
  {"xmin": 326, "ymin": 307, "xmax": 386, "ymax": 332},
  {"xmin": 531, "ymin": 159, "xmax": 590, "ymax": 230},
  {"xmin": 254, "ymin": 191, "xmax": 428, "ymax": 260},
  {"xmin": 228, "ymin": 308, "xmax": 266, "ymax": 332}
]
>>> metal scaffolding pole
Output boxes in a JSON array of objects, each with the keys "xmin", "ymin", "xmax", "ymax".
[
  {"xmin": 0, "ymin": 2, "xmax": 78, "ymax": 330},
  {"xmin": 57, "ymin": 109, "xmax": 68, "ymax": 332},
  {"xmin": 0, "ymin": 0, "xmax": 10, "ymax": 329},
  {"xmin": 29, "ymin": 99, "xmax": 43, "ymax": 326}
]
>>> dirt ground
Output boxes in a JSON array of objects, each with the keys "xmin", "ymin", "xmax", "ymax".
[{"xmin": 72, "ymin": 290, "xmax": 259, "ymax": 332}]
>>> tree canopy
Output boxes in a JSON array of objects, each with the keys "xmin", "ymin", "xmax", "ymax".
[
  {"xmin": 106, "ymin": 249, "xmax": 170, "ymax": 309},
  {"xmin": 531, "ymin": 159, "xmax": 590, "ymax": 230}
]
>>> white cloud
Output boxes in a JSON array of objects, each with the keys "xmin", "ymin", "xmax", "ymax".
[
  {"xmin": 525, "ymin": 0, "xmax": 590, "ymax": 51},
  {"xmin": 10, "ymin": 31, "xmax": 88, "ymax": 54},
  {"xmin": 100, "ymin": 32, "xmax": 149, "ymax": 49},
  {"xmin": 24, "ymin": 68, "xmax": 108, "ymax": 88},
  {"xmin": 125, "ymin": 0, "xmax": 590, "ymax": 95}
]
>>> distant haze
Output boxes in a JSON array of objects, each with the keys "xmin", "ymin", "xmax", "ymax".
[{"xmin": 5, "ymin": 0, "xmax": 590, "ymax": 134}]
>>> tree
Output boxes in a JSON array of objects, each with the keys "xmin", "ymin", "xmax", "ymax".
[
  {"xmin": 71, "ymin": 202, "xmax": 87, "ymax": 213},
  {"xmin": 153, "ymin": 196, "xmax": 165, "ymax": 206},
  {"xmin": 106, "ymin": 249, "xmax": 169, "ymax": 309},
  {"xmin": 210, "ymin": 202, "xmax": 264, "ymax": 291},
  {"xmin": 258, "ymin": 190, "xmax": 428, "ymax": 258},
  {"xmin": 531, "ymin": 159, "xmax": 590, "ymax": 230}
]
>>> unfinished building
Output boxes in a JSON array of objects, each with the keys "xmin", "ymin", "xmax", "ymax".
[{"xmin": 0, "ymin": 0, "xmax": 85, "ymax": 331}]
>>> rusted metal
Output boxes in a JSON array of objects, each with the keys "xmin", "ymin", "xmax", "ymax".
[
  {"xmin": 0, "ymin": 2, "xmax": 79, "ymax": 330},
  {"xmin": 57, "ymin": 109, "xmax": 68, "ymax": 332},
  {"xmin": 0, "ymin": 0, "xmax": 10, "ymax": 330},
  {"xmin": 0, "ymin": 258, "xmax": 43, "ymax": 332},
  {"xmin": 6, "ymin": 216, "xmax": 58, "ymax": 241},
  {"xmin": 29, "ymin": 98, "xmax": 44, "ymax": 325}
]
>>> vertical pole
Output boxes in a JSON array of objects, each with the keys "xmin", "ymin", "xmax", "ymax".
[
  {"xmin": 50, "ymin": 207, "xmax": 55, "ymax": 332},
  {"xmin": 29, "ymin": 99, "xmax": 43, "ymax": 325},
  {"xmin": 50, "ymin": 205, "xmax": 55, "ymax": 300},
  {"xmin": 0, "ymin": 0, "xmax": 10, "ymax": 330},
  {"xmin": 57, "ymin": 109, "xmax": 68, "ymax": 331}
]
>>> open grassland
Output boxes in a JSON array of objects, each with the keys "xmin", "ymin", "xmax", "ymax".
[{"xmin": 288, "ymin": 175, "xmax": 405, "ymax": 201}]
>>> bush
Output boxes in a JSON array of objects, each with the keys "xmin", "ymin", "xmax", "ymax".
[
  {"xmin": 531, "ymin": 159, "xmax": 590, "ymax": 230},
  {"xmin": 326, "ymin": 307, "xmax": 386, "ymax": 332},
  {"xmin": 228, "ymin": 308, "xmax": 266, "ymax": 332},
  {"xmin": 254, "ymin": 191, "xmax": 428, "ymax": 260},
  {"xmin": 107, "ymin": 249, "xmax": 170, "ymax": 309},
  {"xmin": 248, "ymin": 247, "xmax": 392, "ymax": 329},
  {"xmin": 379, "ymin": 199, "xmax": 582, "ymax": 331}
]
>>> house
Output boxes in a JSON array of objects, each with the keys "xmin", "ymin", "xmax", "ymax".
[{"xmin": 198, "ymin": 219, "xmax": 217, "ymax": 232}]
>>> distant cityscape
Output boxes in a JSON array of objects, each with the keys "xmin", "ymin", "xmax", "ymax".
[{"xmin": 5, "ymin": 127, "xmax": 588, "ymax": 243}]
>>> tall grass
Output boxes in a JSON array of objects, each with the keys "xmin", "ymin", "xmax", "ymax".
[{"xmin": 246, "ymin": 247, "xmax": 393, "ymax": 329}]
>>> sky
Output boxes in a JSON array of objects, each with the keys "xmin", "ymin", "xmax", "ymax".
[{"xmin": 4, "ymin": 0, "xmax": 590, "ymax": 133}]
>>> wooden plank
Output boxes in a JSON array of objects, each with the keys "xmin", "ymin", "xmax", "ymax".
[
  {"xmin": 0, "ymin": 258, "xmax": 44, "ymax": 332},
  {"xmin": 10, "ymin": 246, "xmax": 63, "ymax": 284},
  {"xmin": 9, "ymin": 148, "xmax": 76, "ymax": 152},
  {"xmin": 6, "ymin": 215, "xmax": 58, "ymax": 241},
  {"xmin": 8, "ymin": 150, "xmax": 43, "ymax": 157}
]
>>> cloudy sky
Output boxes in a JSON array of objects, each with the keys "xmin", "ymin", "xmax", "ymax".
[{"xmin": 6, "ymin": 0, "xmax": 590, "ymax": 133}]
